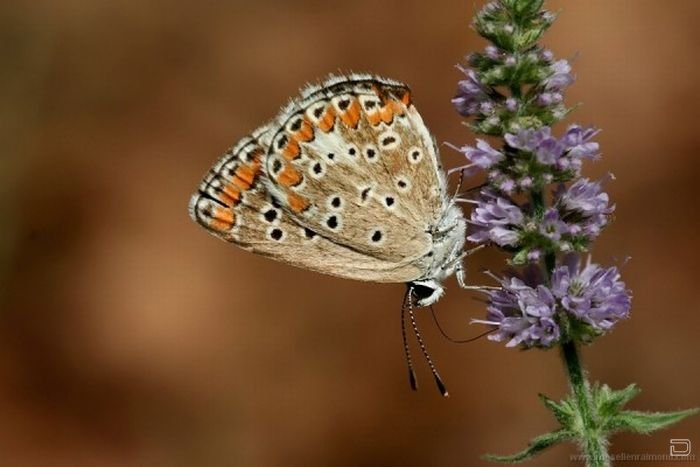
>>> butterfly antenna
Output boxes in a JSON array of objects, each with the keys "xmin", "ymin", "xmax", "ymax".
[
  {"xmin": 401, "ymin": 289, "xmax": 418, "ymax": 391},
  {"xmin": 407, "ymin": 289, "xmax": 448, "ymax": 397},
  {"xmin": 429, "ymin": 305, "xmax": 497, "ymax": 343}
]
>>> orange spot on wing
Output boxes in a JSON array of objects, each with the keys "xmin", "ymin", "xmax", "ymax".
[
  {"xmin": 317, "ymin": 107, "xmax": 336, "ymax": 133},
  {"xmin": 282, "ymin": 138, "xmax": 301, "ymax": 160},
  {"xmin": 287, "ymin": 192, "xmax": 310, "ymax": 213},
  {"xmin": 295, "ymin": 118, "xmax": 315, "ymax": 142},
  {"xmin": 388, "ymin": 99, "xmax": 405, "ymax": 116},
  {"xmin": 277, "ymin": 164, "xmax": 303, "ymax": 187},
  {"xmin": 222, "ymin": 184, "xmax": 241, "ymax": 204},
  {"xmin": 232, "ymin": 174, "xmax": 251, "ymax": 190},
  {"xmin": 236, "ymin": 165, "xmax": 256, "ymax": 185},
  {"xmin": 380, "ymin": 104, "xmax": 394, "ymax": 124},
  {"xmin": 400, "ymin": 90, "xmax": 412, "ymax": 106},
  {"xmin": 340, "ymin": 99, "xmax": 361, "ymax": 128},
  {"xmin": 211, "ymin": 207, "xmax": 235, "ymax": 231},
  {"xmin": 366, "ymin": 111, "xmax": 381, "ymax": 126}
]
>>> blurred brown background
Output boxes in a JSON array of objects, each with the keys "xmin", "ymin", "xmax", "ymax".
[{"xmin": 1, "ymin": 1, "xmax": 698, "ymax": 466}]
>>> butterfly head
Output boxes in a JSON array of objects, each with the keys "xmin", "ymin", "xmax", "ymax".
[{"xmin": 408, "ymin": 278, "xmax": 445, "ymax": 307}]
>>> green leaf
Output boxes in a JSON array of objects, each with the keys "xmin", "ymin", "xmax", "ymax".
[
  {"xmin": 483, "ymin": 429, "xmax": 574, "ymax": 463},
  {"xmin": 593, "ymin": 383, "xmax": 640, "ymax": 418},
  {"xmin": 604, "ymin": 408, "xmax": 699, "ymax": 435},
  {"xmin": 538, "ymin": 393, "xmax": 576, "ymax": 427}
]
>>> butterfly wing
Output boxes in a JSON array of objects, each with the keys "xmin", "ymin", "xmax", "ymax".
[
  {"xmin": 188, "ymin": 123, "xmax": 424, "ymax": 283},
  {"xmin": 260, "ymin": 74, "xmax": 450, "ymax": 273}
]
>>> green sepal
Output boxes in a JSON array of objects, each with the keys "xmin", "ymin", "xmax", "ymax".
[{"xmin": 483, "ymin": 429, "xmax": 574, "ymax": 463}]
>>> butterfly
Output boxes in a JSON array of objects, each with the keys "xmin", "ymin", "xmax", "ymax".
[{"xmin": 189, "ymin": 74, "xmax": 471, "ymax": 395}]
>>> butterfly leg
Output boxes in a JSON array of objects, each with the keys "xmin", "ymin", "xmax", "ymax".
[{"xmin": 454, "ymin": 245, "xmax": 500, "ymax": 291}]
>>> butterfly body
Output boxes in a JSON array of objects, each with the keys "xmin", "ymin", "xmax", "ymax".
[{"xmin": 190, "ymin": 74, "xmax": 466, "ymax": 306}]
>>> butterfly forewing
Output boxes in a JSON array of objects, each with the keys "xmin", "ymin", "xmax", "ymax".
[{"xmin": 261, "ymin": 76, "xmax": 448, "ymax": 266}]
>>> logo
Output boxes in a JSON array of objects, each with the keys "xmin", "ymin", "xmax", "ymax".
[{"xmin": 670, "ymin": 439, "xmax": 692, "ymax": 457}]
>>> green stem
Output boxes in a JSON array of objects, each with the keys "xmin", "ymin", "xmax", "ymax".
[
  {"xmin": 531, "ymin": 186, "xmax": 610, "ymax": 466},
  {"xmin": 561, "ymin": 339, "xmax": 610, "ymax": 467}
]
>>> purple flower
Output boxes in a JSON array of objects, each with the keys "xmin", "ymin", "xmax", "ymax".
[
  {"xmin": 485, "ymin": 45, "xmax": 501, "ymax": 60},
  {"xmin": 452, "ymin": 67, "xmax": 490, "ymax": 117},
  {"xmin": 561, "ymin": 124, "xmax": 601, "ymax": 160},
  {"xmin": 474, "ymin": 271, "xmax": 561, "ymax": 348},
  {"xmin": 551, "ymin": 255, "xmax": 631, "ymax": 333},
  {"xmin": 480, "ymin": 101, "xmax": 495, "ymax": 114},
  {"xmin": 468, "ymin": 190, "xmax": 524, "ymax": 246},
  {"xmin": 504, "ymin": 125, "xmax": 601, "ymax": 173},
  {"xmin": 536, "ymin": 136, "xmax": 565, "ymax": 165},
  {"xmin": 537, "ymin": 92, "xmax": 563, "ymax": 106},
  {"xmin": 555, "ymin": 177, "xmax": 615, "ymax": 240},
  {"xmin": 527, "ymin": 249, "xmax": 542, "ymax": 262},
  {"xmin": 505, "ymin": 127, "xmax": 551, "ymax": 152},
  {"xmin": 505, "ymin": 127, "xmax": 565, "ymax": 166},
  {"xmin": 505, "ymin": 98, "xmax": 518, "ymax": 111},
  {"xmin": 540, "ymin": 208, "xmax": 567, "ymax": 241},
  {"xmin": 544, "ymin": 59, "xmax": 575, "ymax": 90},
  {"xmin": 556, "ymin": 177, "xmax": 614, "ymax": 217},
  {"xmin": 458, "ymin": 139, "xmax": 504, "ymax": 169}
]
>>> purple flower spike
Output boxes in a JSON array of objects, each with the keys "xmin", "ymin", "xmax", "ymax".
[{"xmin": 468, "ymin": 190, "xmax": 524, "ymax": 246}]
